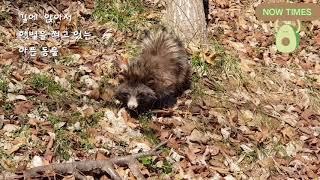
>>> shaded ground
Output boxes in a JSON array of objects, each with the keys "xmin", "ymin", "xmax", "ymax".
[{"xmin": 0, "ymin": 0, "xmax": 320, "ymax": 179}]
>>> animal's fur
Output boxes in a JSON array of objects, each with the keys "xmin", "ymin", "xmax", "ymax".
[{"xmin": 115, "ymin": 29, "xmax": 192, "ymax": 113}]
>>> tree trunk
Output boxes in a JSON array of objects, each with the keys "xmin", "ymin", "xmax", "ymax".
[{"xmin": 163, "ymin": 0, "xmax": 208, "ymax": 47}]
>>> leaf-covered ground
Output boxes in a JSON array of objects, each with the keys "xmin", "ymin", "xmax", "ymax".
[{"xmin": 1, "ymin": 0, "xmax": 320, "ymax": 179}]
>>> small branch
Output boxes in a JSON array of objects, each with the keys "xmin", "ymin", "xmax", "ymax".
[
  {"xmin": 101, "ymin": 161, "xmax": 121, "ymax": 180},
  {"xmin": 7, "ymin": 140, "xmax": 169, "ymax": 180},
  {"xmin": 128, "ymin": 159, "xmax": 145, "ymax": 180},
  {"xmin": 73, "ymin": 171, "xmax": 86, "ymax": 180}
]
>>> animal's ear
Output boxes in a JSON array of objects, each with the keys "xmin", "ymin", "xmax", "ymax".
[
  {"xmin": 118, "ymin": 71, "xmax": 127, "ymax": 83},
  {"xmin": 139, "ymin": 29, "xmax": 151, "ymax": 40},
  {"xmin": 146, "ymin": 77, "xmax": 155, "ymax": 86},
  {"xmin": 143, "ymin": 29, "xmax": 150, "ymax": 37},
  {"xmin": 159, "ymin": 25, "xmax": 167, "ymax": 32}
]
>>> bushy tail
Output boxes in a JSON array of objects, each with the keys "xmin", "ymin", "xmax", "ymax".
[{"xmin": 140, "ymin": 28, "xmax": 186, "ymax": 59}]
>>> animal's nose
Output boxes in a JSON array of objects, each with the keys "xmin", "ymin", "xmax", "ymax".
[
  {"xmin": 128, "ymin": 103, "xmax": 137, "ymax": 109},
  {"xmin": 127, "ymin": 97, "xmax": 138, "ymax": 110}
]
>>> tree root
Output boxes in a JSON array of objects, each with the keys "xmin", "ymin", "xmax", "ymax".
[{"xmin": 6, "ymin": 140, "xmax": 168, "ymax": 180}]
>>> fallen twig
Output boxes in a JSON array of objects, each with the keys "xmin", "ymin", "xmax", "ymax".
[{"xmin": 6, "ymin": 140, "xmax": 168, "ymax": 180}]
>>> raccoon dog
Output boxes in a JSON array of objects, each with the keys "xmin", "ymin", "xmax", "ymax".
[{"xmin": 115, "ymin": 29, "xmax": 191, "ymax": 113}]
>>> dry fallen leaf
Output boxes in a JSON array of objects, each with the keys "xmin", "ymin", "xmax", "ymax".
[
  {"xmin": 88, "ymin": 88, "xmax": 100, "ymax": 100},
  {"xmin": 3, "ymin": 124, "xmax": 19, "ymax": 133},
  {"xmin": 315, "ymin": 32, "xmax": 320, "ymax": 46},
  {"xmin": 187, "ymin": 129, "xmax": 210, "ymax": 144},
  {"xmin": 280, "ymin": 114, "xmax": 298, "ymax": 127},
  {"xmin": 83, "ymin": 106, "xmax": 95, "ymax": 117},
  {"xmin": 213, "ymin": 0, "xmax": 229, "ymax": 8},
  {"xmin": 30, "ymin": 156, "xmax": 44, "ymax": 168},
  {"xmin": 221, "ymin": 127, "xmax": 231, "ymax": 140},
  {"xmin": 281, "ymin": 127, "xmax": 295, "ymax": 139},
  {"xmin": 13, "ymin": 101, "xmax": 34, "ymax": 115},
  {"xmin": 96, "ymin": 151, "xmax": 108, "ymax": 160},
  {"xmin": 6, "ymin": 143, "xmax": 24, "ymax": 155},
  {"xmin": 285, "ymin": 141, "xmax": 303, "ymax": 157},
  {"xmin": 100, "ymin": 88, "xmax": 114, "ymax": 102}
]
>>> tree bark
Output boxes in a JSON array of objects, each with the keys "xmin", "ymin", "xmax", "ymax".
[{"xmin": 163, "ymin": 0, "xmax": 208, "ymax": 47}]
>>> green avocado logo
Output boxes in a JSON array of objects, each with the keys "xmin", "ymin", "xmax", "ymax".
[{"xmin": 275, "ymin": 22, "xmax": 300, "ymax": 53}]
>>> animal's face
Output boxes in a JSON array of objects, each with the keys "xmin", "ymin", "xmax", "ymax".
[{"xmin": 115, "ymin": 82, "xmax": 157, "ymax": 110}]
